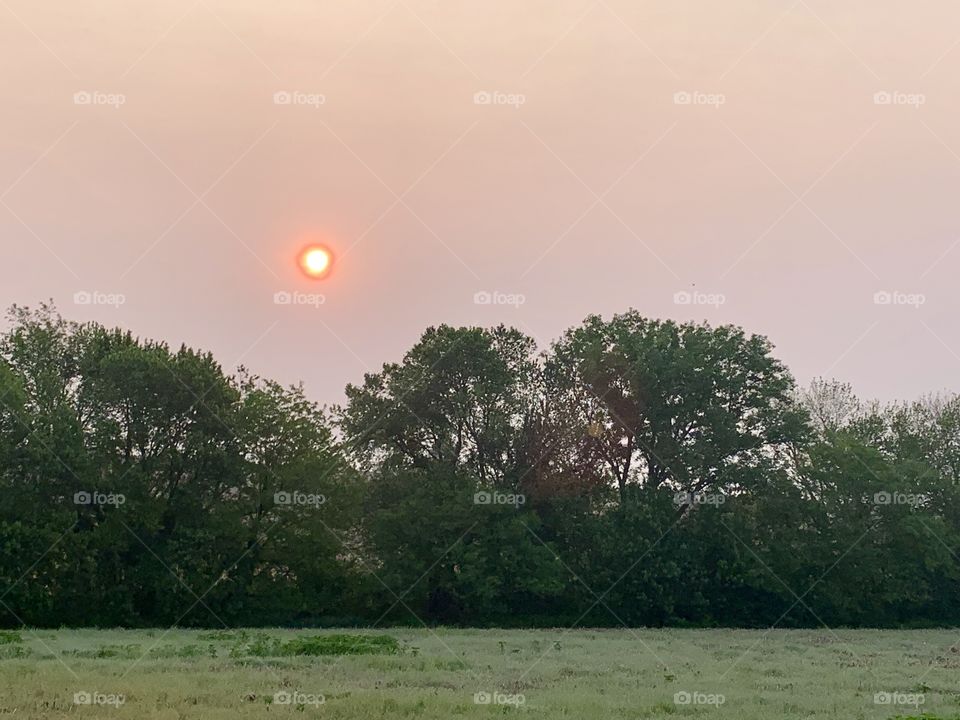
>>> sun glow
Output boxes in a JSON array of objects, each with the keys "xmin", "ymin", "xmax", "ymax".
[{"xmin": 298, "ymin": 245, "xmax": 333, "ymax": 279}]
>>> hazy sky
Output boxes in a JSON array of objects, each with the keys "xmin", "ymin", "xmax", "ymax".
[{"xmin": 3, "ymin": 1, "xmax": 959, "ymax": 405}]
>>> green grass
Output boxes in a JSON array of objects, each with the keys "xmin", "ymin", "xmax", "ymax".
[
  {"xmin": 229, "ymin": 632, "xmax": 402, "ymax": 657},
  {"xmin": 1, "ymin": 628, "xmax": 960, "ymax": 718}
]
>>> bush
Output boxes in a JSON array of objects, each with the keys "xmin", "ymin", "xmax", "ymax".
[{"xmin": 0, "ymin": 631, "xmax": 22, "ymax": 645}]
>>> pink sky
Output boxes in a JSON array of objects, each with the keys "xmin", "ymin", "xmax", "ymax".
[{"xmin": 2, "ymin": 0, "xmax": 959, "ymax": 405}]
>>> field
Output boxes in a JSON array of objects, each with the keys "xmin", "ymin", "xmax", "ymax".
[{"xmin": 0, "ymin": 628, "xmax": 957, "ymax": 718}]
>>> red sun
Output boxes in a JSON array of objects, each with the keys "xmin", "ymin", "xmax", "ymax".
[{"xmin": 298, "ymin": 244, "xmax": 334, "ymax": 279}]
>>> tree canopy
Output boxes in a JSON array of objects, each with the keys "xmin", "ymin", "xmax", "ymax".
[{"xmin": 1, "ymin": 302, "xmax": 958, "ymax": 628}]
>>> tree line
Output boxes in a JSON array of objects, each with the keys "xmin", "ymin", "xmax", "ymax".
[{"xmin": 0, "ymin": 302, "xmax": 957, "ymax": 628}]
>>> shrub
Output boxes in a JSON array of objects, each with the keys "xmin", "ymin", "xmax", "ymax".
[{"xmin": 0, "ymin": 631, "xmax": 22, "ymax": 645}]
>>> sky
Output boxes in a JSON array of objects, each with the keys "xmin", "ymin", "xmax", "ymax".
[{"xmin": 2, "ymin": 0, "xmax": 960, "ymax": 406}]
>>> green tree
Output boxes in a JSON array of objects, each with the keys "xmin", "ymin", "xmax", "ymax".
[
  {"xmin": 547, "ymin": 312, "xmax": 808, "ymax": 501},
  {"xmin": 341, "ymin": 325, "xmax": 566, "ymax": 623},
  {"xmin": 0, "ymin": 304, "xmax": 360, "ymax": 627},
  {"xmin": 340, "ymin": 325, "xmax": 537, "ymax": 483}
]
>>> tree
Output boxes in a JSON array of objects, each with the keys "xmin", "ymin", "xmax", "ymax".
[
  {"xmin": 799, "ymin": 377, "xmax": 862, "ymax": 436},
  {"xmin": 546, "ymin": 312, "xmax": 808, "ymax": 501},
  {"xmin": 341, "ymin": 325, "xmax": 567, "ymax": 622},
  {"xmin": 363, "ymin": 465, "xmax": 565, "ymax": 624},
  {"xmin": 340, "ymin": 324, "xmax": 538, "ymax": 485},
  {"xmin": 3, "ymin": 303, "xmax": 960, "ymax": 628},
  {"xmin": 0, "ymin": 303, "xmax": 360, "ymax": 626}
]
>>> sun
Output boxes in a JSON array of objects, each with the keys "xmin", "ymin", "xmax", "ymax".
[{"xmin": 298, "ymin": 245, "xmax": 333, "ymax": 279}]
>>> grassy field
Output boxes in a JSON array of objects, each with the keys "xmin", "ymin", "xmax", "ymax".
[{"xmin": 0, "ymin": 627, "xmax": 957, "ymax": 718}]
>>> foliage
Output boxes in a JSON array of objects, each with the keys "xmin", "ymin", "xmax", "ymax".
[{"xmin": 1, "ymin": 303, "xmax": 960, "ymax": 627}]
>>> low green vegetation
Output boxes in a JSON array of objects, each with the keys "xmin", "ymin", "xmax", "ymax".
[
  {"xmin": 229, "ymin": 632, "xmax": 402, "ymax": 657},
  {"xmin": 0, "ymin": 628, "xmax": 959, "ymax": 718}
]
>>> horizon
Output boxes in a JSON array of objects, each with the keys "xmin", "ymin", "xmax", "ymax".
[
  {"xmin": 4, "ymin": 1, "xmax": 959, "ymax": 404},
  {"xmin": 6, "ymin": 299, "xmax": 954, "ymax": 411}
]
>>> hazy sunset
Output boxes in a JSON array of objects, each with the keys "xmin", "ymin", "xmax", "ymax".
[
  {"xmin": 4, "ymin": 1, "xmax": 959, "ymax": 404},
  {"xmin": 3, "ymin": 3, "xmax": 960, "ymax": 718}
]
